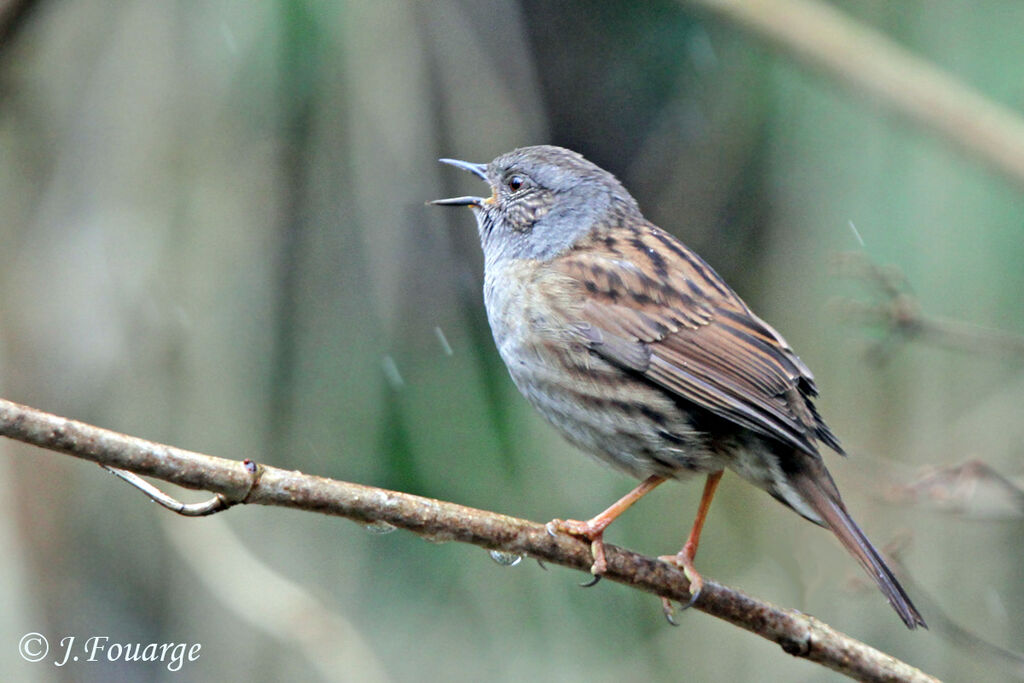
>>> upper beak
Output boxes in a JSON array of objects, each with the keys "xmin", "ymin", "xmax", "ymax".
[
  {"xmin": 438, "ymin": 158, "xmax": 488, "ymax": 179},
  {"xmin": 429, "ymin": 157, "xmax": 489, "ymax": 207}
]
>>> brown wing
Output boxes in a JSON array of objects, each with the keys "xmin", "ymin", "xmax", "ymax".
[{"xmin": 555, "ymin": 224, "xmax": 842, "ymax": 457}]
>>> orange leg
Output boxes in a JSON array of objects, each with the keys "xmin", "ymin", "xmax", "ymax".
[
  {"xmin": 660, "ymin": 471, "xmax": 723, "ymax": 614},
  {"xmin": 547, "ymin": 475, "xmax": 666, "ymax": 575}
]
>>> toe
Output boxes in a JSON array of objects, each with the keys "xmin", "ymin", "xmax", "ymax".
[
  {"xmin": 658, "ymin": 553, "xmax": 703, "ymax": 608},
  {"xmin": 547, "ymin": 518, "xmax": 608, "ymax": 575},
  {"xmin": 681, "ymin": 566, "xmax": 702, "ymax": 608},
  {"xmin": 661, "ymin": 597, "xmax": 680, "ymax": 626}
]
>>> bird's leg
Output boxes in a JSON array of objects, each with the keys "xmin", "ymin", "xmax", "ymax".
[
  {"xmin": 660, "ymin": 470, "xmax": 723, "ymax": 616},
  {"xmin": 547, "ymin": 475, "xmax": 666, "ymax": 575}
]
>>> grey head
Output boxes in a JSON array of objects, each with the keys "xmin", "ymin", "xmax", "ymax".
[{"xmin": 430, "ymin": 145, "xmax": 641, "ymax": 264}]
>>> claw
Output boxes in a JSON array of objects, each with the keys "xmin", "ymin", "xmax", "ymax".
[
  {"xmin": 661, "ymin": 597, "xmax": 681, "ymax": 626},
  {"xmin": 579, "ymin": 574, "xmax": 602, "ymax": 588},
  {"xmin": 654, "ymin": 555, "xmax": 700, "ymax": 626},
  {"xmin": 658, "ymin": 552, "xmax": 703, "ymax": 609}
]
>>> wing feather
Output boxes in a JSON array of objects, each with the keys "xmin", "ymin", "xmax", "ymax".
[{"xmin": 556, "ymin": 224, "xmax": 841, "ymax": 456}]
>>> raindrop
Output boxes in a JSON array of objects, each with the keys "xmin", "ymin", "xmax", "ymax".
[
  {"xmin": 381, "ymin": 355, "xmax": 404, "ymax": 389},
  {"xmin": 434, "ymin": 326, "xmax": 454, "ymax": 356},
  {"xmin": 488, "ymin": 550, "xmax": 523, "ymax": 567},
  {"xmin": 848, "ymin": 220, "xmax": 865, "ymax": 247},
  {"xmin": 361, "ymin": 520, "xmax": 397, "ymax": 535}
]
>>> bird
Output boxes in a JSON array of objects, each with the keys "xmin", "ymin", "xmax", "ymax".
[{"xmin": 430, "ymin": 145, "xmax": 925, "ymax": 629}]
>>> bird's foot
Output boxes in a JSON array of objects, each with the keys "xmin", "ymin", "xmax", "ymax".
[
  {"xmin": 657, "ymin": 546, "xmax": 704, "ymax": 621},
  {"xmin": 546, "ymin": 518, "xmax": 609, "ymax": 577}
]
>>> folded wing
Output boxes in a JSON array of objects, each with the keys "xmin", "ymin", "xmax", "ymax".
[{"xmin": 555, "ymin": 224, "xmax": 842, "ymax": 457}]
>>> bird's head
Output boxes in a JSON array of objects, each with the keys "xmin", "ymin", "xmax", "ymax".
[{"xmin": 430, "ymin": 145, "xmax": 639, "ymax": 264}]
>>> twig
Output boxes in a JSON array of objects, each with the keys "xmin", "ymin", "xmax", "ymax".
[
  {"xmin": 105, "ymin": 465, "xmax": 389, "ymax": 681},
  {"xmin": 888, "ymin": 460, "xmax": 1024, "ymax": 520},
  {"xmin": 0, "ymin": 397, "xmax": 937, "ymax": 682},
  {"xmin": 833, "ymin": 252, "xmax": 1024, "ymax": 361},
  {"xmin": 102, "ymin": 466, "xmax": 233, "ymax": 516},
  {"xmin": 683, "ymin": 0, "xmax": 1024, "ymax": 188}
]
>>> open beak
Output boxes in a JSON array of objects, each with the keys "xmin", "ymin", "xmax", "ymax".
[{"xmin": 429, "ymin": 158, "xmax": 489, "ymax": 207}]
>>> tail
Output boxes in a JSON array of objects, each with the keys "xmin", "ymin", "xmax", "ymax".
[{"xmin": 789, "ymin": 468, "xmax": 927, "ymax": 629}]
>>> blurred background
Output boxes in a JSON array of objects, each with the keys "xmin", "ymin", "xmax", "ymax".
[{"xmin": 2, "ymin": 0, "xmax": 1023, "ymax": 680}]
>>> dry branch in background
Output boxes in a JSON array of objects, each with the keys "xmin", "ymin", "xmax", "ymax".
[
  {"xmin": 0, "ymin": 398, "xmax": 936, "ymax": 682},
  {"xmin": 684, "ymin": 0, "xmax": 1024, "ymax": 188},
  {"xmin": 832, "ymin": 252, "xmax": 1024, "ymax": 362},
  {"xmin": 890, "ymin": 460, "xmax": 1024, "ymax": 521}
]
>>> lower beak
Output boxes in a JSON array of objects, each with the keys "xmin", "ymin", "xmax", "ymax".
[
  {"xmin": 429, "ymin": 157, "xmax": 490, "ymax": 208},
  {"xmin": 429, "ymin": 196, "xmax": 485, "ymax": 207}
]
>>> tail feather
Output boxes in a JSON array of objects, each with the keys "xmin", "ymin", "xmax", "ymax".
[{"xmin": 789, "ymin": 470, "xmax": 927, "ymax": 629}]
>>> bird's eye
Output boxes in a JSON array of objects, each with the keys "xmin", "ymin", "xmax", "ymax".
[{"xmin": 507, "ymin": 175, "xmax": 524, "ymax": 192}]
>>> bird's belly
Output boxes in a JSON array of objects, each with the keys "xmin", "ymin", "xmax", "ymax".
[
  {"xmin": 499, "ymin": 333, "xmax": 720, "ymax": 480},
  {"xmin": 483, "ymin": 261, "xmax": 720, "ymax": 479}
]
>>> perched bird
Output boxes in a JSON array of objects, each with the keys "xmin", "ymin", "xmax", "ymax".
[{"xmin": 430, "ymin": 145, "xmax": 925, "ymax": 629}]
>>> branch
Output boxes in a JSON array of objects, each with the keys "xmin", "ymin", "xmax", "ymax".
[
  {"xmin": 683, "ymin": 0, "xmax": 1024, "ymax": 188},
  {"xmin": 833, "ymin": 251, "xmax": 1024, "ymax": 361},
  {"xmin": 0, "ymin": 398, "xmax": 936, "ymax": 682},
  {"xmin": 888, "ymin": 459, "xmax": 1024, "ymax": 521}
]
